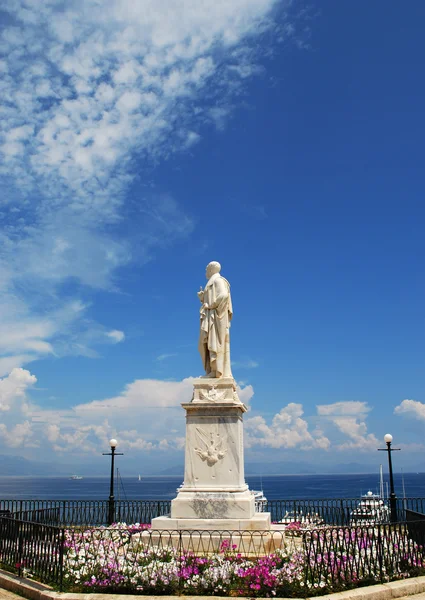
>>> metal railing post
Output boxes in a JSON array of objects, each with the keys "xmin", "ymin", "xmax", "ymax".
[{"xmin": 59, "ymin": 527, "xmax": 65, "ymax": 591}]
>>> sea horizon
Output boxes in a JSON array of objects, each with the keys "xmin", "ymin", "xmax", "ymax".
[
  {"xmin": 1, "ymin": 472, "xmax": 424, "ymax": 501},
  {"xmin": 0, "ymin": 471, "xmax": 424, "ymax": 478}
]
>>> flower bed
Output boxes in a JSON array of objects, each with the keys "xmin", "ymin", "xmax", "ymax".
[
  {"xmin": 63, "ymin": 524, "xmax": 305, "ymax": 596},
  {"xmin": 59, "ymin": 522, "xmax": 425, "ymax": 597}
]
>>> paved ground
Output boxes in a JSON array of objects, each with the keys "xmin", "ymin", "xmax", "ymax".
[
  {"xmin": 0, "ymin": 590, "xmax": 22, "ymax": 600},
  {"xmin": 3, "ymin": 581, "xmax": 425, "ymax": 600}
]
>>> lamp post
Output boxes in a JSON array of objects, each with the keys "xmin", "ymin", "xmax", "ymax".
[
  {"xmin": 103, "ymin": 439, "xmax": 123, "ymax": 526},
  {"xmin": 378, "ymin": 433, "xmax": 400, "ymax": 523}
]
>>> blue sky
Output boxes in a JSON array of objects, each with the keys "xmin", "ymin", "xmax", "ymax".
[{"xmin": 0, "ymin": 0, "xmax": 424, "ymax": 475}]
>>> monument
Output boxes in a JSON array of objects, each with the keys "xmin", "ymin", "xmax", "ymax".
[{"xmin": 151, "ymin": 261, "xmax": 271, "ymax": 533}]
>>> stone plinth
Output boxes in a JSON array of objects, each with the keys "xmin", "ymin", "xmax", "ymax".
[
  {"xmin": 151, "ymin": 377, "xmax": 271, "ymax": 532},
  {"xmin": 152, "ymin": 512, "xmax": 270, "ymax": 531},
  {"xmin": 191, "ymin": 376, "xmax": 240, "ymax": 404}
]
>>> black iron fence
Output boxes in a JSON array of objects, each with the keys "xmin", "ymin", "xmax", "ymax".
[
  {"xmin": 266, "ymin": 497, "xmax": 425, "ymax": 525},
  {"xmin": 0, "ymin": 497, "xmax": 423, "ymax": 526},
  {"xmin": 405, "ymin": 509, "xmax": 425, "ymax": 548},
  {"xmin": 303, "ymin": 521, "xmax": 425, "ymax": 589},
  {"xmin": 1, "ymin": 515, "xmax": 425, "ymax": 595},
  {"xmin": 0, "ymin": 499, "xmax": 172, "ymax": 526},
  {"xmin": 0, "ymin": 516, "xmax": 64, "ymax": 587}
]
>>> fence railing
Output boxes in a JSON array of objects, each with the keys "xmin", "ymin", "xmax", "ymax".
[
  {"xmin": 304, "ymin": 521, "xmax": 425, "ymax": 586},
  {"xmin": 0, "ymin": 499, "xmax": 172, "ymax": 526},
  {"xmin": 1, "ymin": 497, "xmax": 423, "ymax": 526},
  {"xmin": 1, "ymin": 515, "xmax": 425, "ymax": 595},
  {"xmin": 0, "ymin": 516, "xmax": 64, "ymax": 587},
  {"xmin": 405, "ymin": 509, "xmax": 425, "ymax": 547}
]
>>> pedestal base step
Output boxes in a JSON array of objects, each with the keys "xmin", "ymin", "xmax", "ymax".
[{"xmin": 152, "ymin": 511, "xmax": 270, "ymax": 531}]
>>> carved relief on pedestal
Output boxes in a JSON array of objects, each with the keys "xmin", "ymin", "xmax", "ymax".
[
  {"xmin": 194, "ymin": 427, "xmax": 227, "ymax": 466},
  {"xmin": 192, "ymin": 377, "xmax": 241, "ymax": 404},
  {"xmin": 199, "ymin": 385, "xmax": 226, "ymax": 403}
]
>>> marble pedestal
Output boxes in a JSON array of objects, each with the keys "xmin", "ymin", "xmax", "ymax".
[{"xmin": 152, "ymin": 377, "xmax": 271, "ymax": 533}]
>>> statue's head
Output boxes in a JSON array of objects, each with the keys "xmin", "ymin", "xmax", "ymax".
[{"xmin": 206, "ymin": 261, "xmax": 221, "ymax": 279}]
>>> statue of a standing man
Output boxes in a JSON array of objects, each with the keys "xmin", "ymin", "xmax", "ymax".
[{"xmin": 197, "ymin": 261, "xmax": 233, "ymax": 378}]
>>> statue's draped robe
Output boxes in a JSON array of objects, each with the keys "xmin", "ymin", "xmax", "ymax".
[{"xmin": 198, "ymin": 273, "xmax": 233, "ymax": 378}]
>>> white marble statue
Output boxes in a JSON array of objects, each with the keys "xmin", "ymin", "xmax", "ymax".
[{"xmin": 197, "ymin": 261, "xmax": 232, "ymax": 378}]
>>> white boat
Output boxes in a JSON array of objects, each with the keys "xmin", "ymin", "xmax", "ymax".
[
  {"xmin": 69, "ymin": 475, "xmax": 83, "ymax": 480},
  {"xmin": 278, "ymin": 510, "xmax": 324, "ymax": 526},
  {"xmin": 350, "ymin": 491, "xmax": 389, "ymax": 525},
  {"xmin": 138, "ymin": 474, "xmax": 142, "ymax": 481},
  {"xmin": 350, "ymin": 466, "xmax": 389, "ymax": 526},
  {"xmin": 251, "ymin": 489, "xmax": 268, "ymax": 512}
]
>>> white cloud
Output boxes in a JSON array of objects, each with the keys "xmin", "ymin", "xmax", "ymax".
[
  {"xmin": 0, "ymin": 368, "xmax": 37, "ymax": 412},
  {"xmin": 245, "ymin": 403, "xmax": 330, "ymax": 450},
  {"xmin": 394, "ymin": 399, "xmax": 425, "ymax": 421},
  {"xmin": 119, "ymin": 430, "xmax": 155, "ymax": 451},
  {"xmin": 1, "ymin": 371, "xmax": 256, "ymax": 456},
  {"xmin": 40, "ymin": 377, "xmax": 191, "ymax": 454},
  {"xmin": 174, "ymin": 437, "xmax": 186, "ymax": 450},
  {"xmin": 0, "ymin": 368, "xmax": 38, "ymax": 447},
  {"xmin": 238, "ymin": 383, "xmax": 254, "ymax": 405},
  {"xmin": 0, "ymin": 0, "xmax": 282, "ymax": 204},
  {"xmin": 0, "ymin": 297, "xmax": 127, "ymax": 372},
  {"xmin": 106, "ymin": 330, "xmax": 125, "ymax": 343},
  {"xmin": 317, "ymin": 401, "xmax": 378, "ymax": 451},
  {"xmin": 156, "ymin": 353, "xmax": 178, "ymax": 362},
  {"xmin": 75, "ymin": 377, "xmax": 195, "ymax": 415},
  {"xmin": 0, "ymin": 420, "xmax": 37, "ymax": 448},
  {"xmin": 0, "ymin": 356, "xmax": 37, "ymax": 378},
  {"xmin": 317, "ymin": 401, "xmax": 371, "ymax": 417},
  {"xmin": 46, "ymin": 424, "xmax": 60, "ymax": 443},
  {"xmin": 49, "ymin": 422, "xmax": 112, "ymax": 455},
  {"xmin": 232, "ymin": 359, "xmax": 259, "ymax": 369},
  {"xmin": 0, "ymin": 0, "xmax": 289, "ymax": 371},
  {"xmin": 22, "ymin": 375, "xmax": 196, "ymax": 454}
]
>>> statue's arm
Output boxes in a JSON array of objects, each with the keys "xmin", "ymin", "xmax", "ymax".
[
  {"xmin": 208, "ymin": 278, "xmax": 228, "ymax": 310},
  {"xmin": 197, "ymin": 287, "xmax": 204, "ymax": 302}
]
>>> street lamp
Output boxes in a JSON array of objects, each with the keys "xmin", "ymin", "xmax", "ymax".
[
  {"xmin": 378, "ymin": 433, "xmax": 400, "ymax": 523},
  {"xmin": 103, "ymin": 438, "xmax": 123, "ymax": 526}
]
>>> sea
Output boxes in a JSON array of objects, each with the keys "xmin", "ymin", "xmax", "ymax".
[{"xmin": 0, "ymin": 473, "xmax": 424, "ymax": 500}]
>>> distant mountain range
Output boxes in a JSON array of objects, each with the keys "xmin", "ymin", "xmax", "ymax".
[
  {"xmin": 156, "ymin": 461, "xmax": 388, "ymax": 477},
  {"xmin": 0, "ymin": 454, "xmax": 419, "ymax": 478},
  {"xmin": 0, "ymin": 454, "xmax": 65, "ymax": 476}
]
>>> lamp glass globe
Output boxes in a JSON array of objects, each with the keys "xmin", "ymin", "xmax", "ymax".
[
  {"xmin": 384, "ymin": 433, "xmax": 393, "ymax": 443},
  {"xmin": 109, "ymin": 438, "xmax": 118, "ymax": 448}
]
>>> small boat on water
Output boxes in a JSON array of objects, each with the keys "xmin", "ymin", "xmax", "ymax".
[
  {"xmin": 350, "ymin": 490, "xmax": 389, "ymax": 525},
  {"xmin": 278, "ymin": 510, "xmax": 324, "ymax": 526},
  {"xmin": 251, "ymin": 489, "xmax": 268, "ymax": 512},
  {"xmin": 138, "ymin": 474, "xmax": 142, "ymax": 481},
  {"xmin": 69, "ymin": 475, "xmax": 83, "ymax": 480},
  {"xmin": 350, "ymin": 465, "xmax": 389, "ymax": 526}
]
